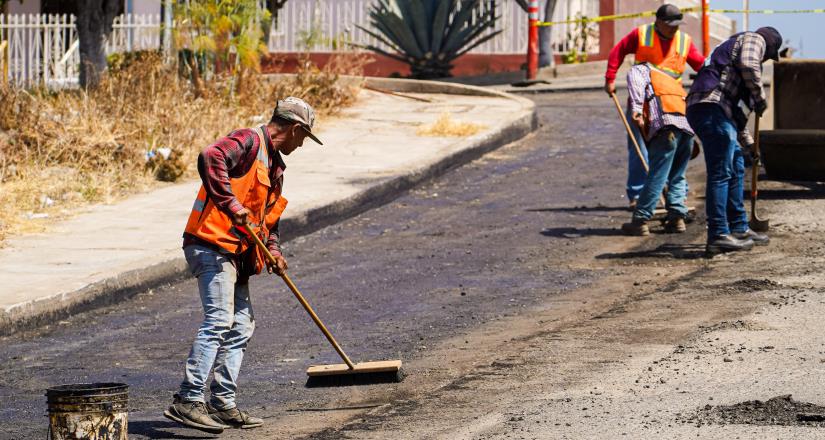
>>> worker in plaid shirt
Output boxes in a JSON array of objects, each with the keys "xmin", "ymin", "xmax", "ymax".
[{"xmin": 687, "ymin": 27, "xmax": 783, "ymax": 256}]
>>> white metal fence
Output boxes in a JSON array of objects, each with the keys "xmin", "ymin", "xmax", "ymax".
[
  {"xmin": 0, "ymin": 1, "xmax": 606, "ymax": 87},
  {"xmin": 267, "ymin": 0, "xmax": 600, "ymax": 55},
  {"xmin": 0, "ymin": 13, "xmax": 161, "ymax": 88}
]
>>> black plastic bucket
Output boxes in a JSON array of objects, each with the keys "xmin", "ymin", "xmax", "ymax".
[{"xmin": 46, "ymin": 383, "xmax": 128, "ymax": 440}]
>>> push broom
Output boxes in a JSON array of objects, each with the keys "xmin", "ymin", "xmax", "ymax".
[{"xmin": 245, "ymin": 225, "xmax": 404, "ymax": 387}]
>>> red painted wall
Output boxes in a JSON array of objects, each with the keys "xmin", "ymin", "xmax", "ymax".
[{"xmin": 262, "ymin": 52, "xmax": 528, "ymax": 78}]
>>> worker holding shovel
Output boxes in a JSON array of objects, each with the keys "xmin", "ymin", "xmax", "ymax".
[
  {"xmin": 604, "ymin": 4, "xmax": 704, "ymax": 210},
  {"xmin": 620, "ymin": 62, "xmax": 694, "ymax": 236},
  {"xmin": 164, "ymin": 97, "xmax": 322, "ymax": 434},
  {"xmin": 686, "ymin": 27, "xmax": 781, "ymax": 255}
]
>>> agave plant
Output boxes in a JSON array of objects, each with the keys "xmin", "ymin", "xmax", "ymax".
[{"xmin": 358, "ymin": 0, "xmax": 502, "ymax": 79}]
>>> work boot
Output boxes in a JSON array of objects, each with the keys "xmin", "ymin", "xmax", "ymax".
[
  {"xmin": 207, "ymin": 403, "xmax": 264, "ymax": 429},
  {"xmin": 628, "ymin": 198, "xmax": 638, "ymax": 212},
  {"xmin": 664, "ymin": 217, "xmax": 687, "ymax": 233},
  {"xmin": 706, "ymin": 234, "xmax": 754, "ymax": 256},
  {"xmin": 164, "ymin": 394, "xmax": 228, "ymax": 434},
  {"xmin": 621, "ymin": 217, "xmax": 649, "ymax": 236},
  {"xmin": 733, "ymin": 228, "xmax": 770, "ymax": 246}
]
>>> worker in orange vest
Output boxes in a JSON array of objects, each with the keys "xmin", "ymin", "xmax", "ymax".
[
  {"xmin": 604, "ymin": 4, "xmax": 705, "ymax": 210},
  {"xmin": 165, "ymin": 97, "xmax": 322, "ymax": 434}
]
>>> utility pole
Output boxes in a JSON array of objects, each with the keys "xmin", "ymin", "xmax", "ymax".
[
  {"xmin": 743, "ymin": 0, "xmax": 749, "ymax": 31},
  {"xmin": 527, "ymin": 0, "xmax": 539, "ymax": 79}
]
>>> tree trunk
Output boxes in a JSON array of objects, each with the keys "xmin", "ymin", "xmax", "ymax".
[{"xmin": 75, "ymin": 0, "xmax": 120, "ymax": 89}]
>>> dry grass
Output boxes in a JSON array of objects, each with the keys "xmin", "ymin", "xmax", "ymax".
[
  {"xmin": 416, "ymin": 112, "xmax": 486, "ymax": 137},
  {"xmin": 0, "ymin": 52, "xmax": 362, "ymax": 243}
]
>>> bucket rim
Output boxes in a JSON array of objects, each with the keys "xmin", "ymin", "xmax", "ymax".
[{"xmin": 46, "ymin": 382, "xmax": 129, "ymax": 395}]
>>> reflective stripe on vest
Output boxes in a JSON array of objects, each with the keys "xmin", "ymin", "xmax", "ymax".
[
  {"xmin": 183, "ymin": 126, "xmax": 288, "ymax": 256},
  {"xmin": 635, "ymin": 24, "xmax": 690, "ymax": 80}
]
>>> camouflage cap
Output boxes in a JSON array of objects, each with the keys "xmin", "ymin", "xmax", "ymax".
[{"xmin": 274, "ymin": 96, "xmax": 323, "ymax": 145}]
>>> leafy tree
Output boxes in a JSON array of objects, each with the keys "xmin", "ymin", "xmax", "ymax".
[{"xmin": 174, "ymin": 0, "xmax": 270, "ymax": 96}]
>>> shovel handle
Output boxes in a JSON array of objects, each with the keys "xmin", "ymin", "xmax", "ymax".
[
  {"xmin": 244, "ymin": 225, "xmax": 355, "ymax": 370},
  {"xmin": 751, "ymin": 117, "xmax": 760, "ymax": 212}
]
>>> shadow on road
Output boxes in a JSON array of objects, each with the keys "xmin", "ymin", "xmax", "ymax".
[
  {"xmin": 596, "ymin": 243, "xmax": 707, "ymax": 260},
  {"xmin": 540, "ymin": 227, "xmax": 622, "ymax": 238},
  {"xmin": 750, "ymin": 181, "xmax": 825, "ymax": 200},
  {"xmin": 527, "ymin": 205, "xmax": 630, "ymax": 213},
  {"xmin": 129, "ymin": 419, "xmax": 217, "ymax": 440}
]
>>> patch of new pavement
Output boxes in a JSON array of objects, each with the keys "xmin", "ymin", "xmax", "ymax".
[{"xmin": 0, "ymin": 80, "xmax": 536, "ymax": 335}]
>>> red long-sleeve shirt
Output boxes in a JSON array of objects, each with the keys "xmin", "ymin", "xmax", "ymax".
[{"xmin": 605, "ymin": 28, "xmax": 705, "ymax": 82}]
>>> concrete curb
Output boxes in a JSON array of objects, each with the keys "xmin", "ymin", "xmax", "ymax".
[{"xmin": 0, "ymin": 79, "xmax": 537, "ymax": 336}]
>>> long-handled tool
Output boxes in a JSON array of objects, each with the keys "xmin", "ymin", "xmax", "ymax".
[
  {"xmin": 750, "ymin": 116, "xmax": 770, "ymax": 232},
  {"xmin": 245, "ymin": 225, "xmax": 403, "ymax": 387}
]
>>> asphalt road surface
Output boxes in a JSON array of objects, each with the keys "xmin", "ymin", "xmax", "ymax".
[{"xmin": 0, "ymin": 91, "xmax": 708, "ymax": 439}]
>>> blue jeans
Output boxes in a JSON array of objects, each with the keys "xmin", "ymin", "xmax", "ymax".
[
  {"xmin": 179, "ymin": 244, "xmax": 255, "ymax": 410},
  {"xmin": 626, "ymin": 108, "xmax": 649, "ymax": 201},
  {"xmin": 632, "ymin": 128, "xmax": 692, "ymax": 221},
  {"xmin": 686, "ymin": 103, "xmax": 748, "ymax": 238}
]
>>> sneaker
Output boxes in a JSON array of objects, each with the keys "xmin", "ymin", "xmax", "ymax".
[
  {"xmin": 207, "ymin": 403, "xmax": 264, "ymax": 429},
  {"xmin": 706, "ymin": 234, "xmax": 754, "ymax": 256},
  {"xmin": 621, "ymin": 218, "xmax": 649, "ymax": 236},
  {"xmin": 164, "ymin": 395, "xmax": 228, "ymax": 434},
  {"xmin": 664, "ymin": 217, "xmax": 687, "ymax": 233},
  {"xmin": 732, "ymin": 228, "xmax": 769, "ymax": 246}
]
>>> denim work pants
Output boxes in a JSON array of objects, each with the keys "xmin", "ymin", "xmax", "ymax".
[
  {"xmin": 632, "ymin": 128, "xmax": 693, "ymax": 221},
  {"xmin": 179, "ymin": 244, "xmax": 255, "ymax": 410},
  {"xmin": 625, "ymin": 107, "xmax": 649, "ymax": 201},
  {"xmin": 686, "ymin": 103, "xmax": 749, "ymax": 238}
]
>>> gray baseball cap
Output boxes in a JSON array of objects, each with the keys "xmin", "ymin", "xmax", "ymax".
[
  {"xmin": 656, "ymin": 4, "xmax": 685, "ymax": 26},
  {"xmin": 273, "ymin": 96, "xmax": 323, "ymax": 145}
]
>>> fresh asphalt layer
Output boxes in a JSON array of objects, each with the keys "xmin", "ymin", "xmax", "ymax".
[
  {"xmin": 0, "ymin": 89, "xmax": 714, "ymax": 439},
  {"xmin": 0, "ymin": 83, "xmax": 534, "ymax": 335}
]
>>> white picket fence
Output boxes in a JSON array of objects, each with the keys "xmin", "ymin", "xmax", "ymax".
[
  {"xmin": 267, "ymin": 0, "xmax": 600, "ymax": 55},
  {"xmin": 0, "ymin": 1, "xmax": 604, "ymax": 87},
  {"xmin": 0, "ymin": 13, "xmax": 161, "ymax": 88}
]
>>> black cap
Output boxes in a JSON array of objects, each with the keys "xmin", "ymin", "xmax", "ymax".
[
  {"xmin": 755, "ymin": 26, "xmax": 783, "ymax": 62},
  {"xmin": 656, "ymin": 4, "xmax": 685, "ymax": 26}
]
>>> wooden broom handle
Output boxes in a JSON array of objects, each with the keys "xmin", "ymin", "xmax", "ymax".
[{"xmin": 244, "ymin": 226, "xmax": 355, "ymax": 370}]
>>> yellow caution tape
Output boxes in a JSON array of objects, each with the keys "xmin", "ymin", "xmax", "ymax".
[{"xmin": 536, "ymin": 7, "xmax": 825, "ymax": 27}]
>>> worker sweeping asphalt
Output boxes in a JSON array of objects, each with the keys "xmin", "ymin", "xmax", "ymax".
[
  {"xmin": 604, "ymin": 3, "xmax": 705, "ymax": 210},
  {"xmin": 686, "ymin": 27, "xmax": 782, "ymax": 256},
  {"xmin": 164, "ymin": 97, "xmax": 322, "ymax": 434},
  {"xmin": 620, "ymin": 62, "xmax": 694, "ymax": 236}
]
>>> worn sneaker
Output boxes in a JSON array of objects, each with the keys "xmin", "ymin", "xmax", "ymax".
[
  {"xmin": 207, "ymin": 403, "xmax": 264, "ymax": 429},
  {"xmin": 621, "ymin": 217, "xmax": 649, "ymax": 236},
  {"xmin": 706, "ymin": 234, "xmax": 754, "ymax": 256},
  {"xmin": 164, "ymin": 395, "xmax": 228, "ymax": 434},
  {"xmin": 664, "ymin": 217, "xmax": 687, "ymax": 233},
  {"xmin": 732, "ymin": 228, "xmax": 769, "ymax": 246}
]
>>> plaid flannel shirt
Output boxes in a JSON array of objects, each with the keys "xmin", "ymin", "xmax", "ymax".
[
  {"xmin": 183, "ymin": 126, "xmax": 286, "ymax": 257},
  {"xmin": 687, "ymin": 32, "xmax": 768, "ymax": 146},
  {"xmin": 627, "ymin": 63, "xmax": 694, "ymax": 141}
]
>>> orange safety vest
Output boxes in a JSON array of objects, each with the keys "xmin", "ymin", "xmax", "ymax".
[
  {"xmin": 634, "ymin": 24, "xmax": 691, "ymax": 80},
  {"xmin": 184, "ymin": 126, "xmax": 288, "ymax": 273}
]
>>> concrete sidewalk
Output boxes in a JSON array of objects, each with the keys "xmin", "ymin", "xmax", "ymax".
[{"xmin": 0, "ymin": 79, "xmax": 536, "ymax": 334}]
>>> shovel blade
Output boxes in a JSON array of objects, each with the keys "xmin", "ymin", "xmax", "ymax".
[{"xmin": 750, "ymin": 216, "xmax": 770, "ymax": 232}]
